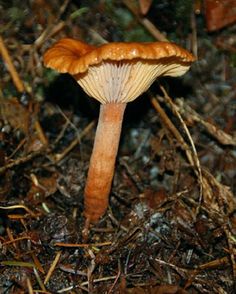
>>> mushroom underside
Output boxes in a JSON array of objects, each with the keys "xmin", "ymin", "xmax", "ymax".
[{"xmin": 75, "ymin": 59, "xmax": 191, "ymax": 104}]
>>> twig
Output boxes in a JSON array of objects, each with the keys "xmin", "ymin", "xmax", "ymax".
[
  {"xmin": 53, "ymin": 120, "xmax": 70, "ymax": 146},
  {"xmin": 57, "ymin": 286, "xmax": 76, "ymax": 293},
  {"xmin": 190, "ymin": 10, "xmax": 198, "ymax": 58},
  {"xmin": 33, "ymin": 268, "xmax": 47, "ymax": 292},
  {"xmin": 0, "ymin": 148, "xmax": 46, "ymax": 174},
  {"xmin": 159, "ymin": 86, "xmax": 203, "ymax": 214},
  {"xmin": 150, "ymin": 96, "xmax": 194, "ymax": 166},
  {"xmin": 122, "ymin": 0, "xmax": 168, "ymax": 42},
  {"xmin": 0, "ymin": 35, "xmax": 25, "ymax": 92},
  {"xmin": 3, "ymin": 236, "xmax": 30, "ymax": 245},
  {"xmin": 223, "ymin": 225, "xmax": 236, "ymax": 279},
  {"xmin": 34, "ymin": 21, "xmax": 65, "ymax": 49},
  {"xmin": 34, "ymin": 120, "xmax": 48, "ymax": 146},
  {"xmin": 198, "ymin": 255, "xmax": 231, "ymax": 270},
  {"xmin": 44, "ymin": 251, "xmax": 62, "ymax": 285},
  {"xmin": 0, "ymin": 204, "xmax": 37, "ymax": 218},
  {"xmin": 119, "ymin": 157, "xmax": 143, "ymax": 192},
  {"xmin": 32, "ymin": 254, "xmax": 45, "ymax": 274},
  {"xmin": 54, "ymin": 241, "xmax": 112, "ymax": 248},
  {"xmin": 108, "ymin": 262, "xmax": 121, "ymax": 294},
  {"xmin": 176, "ymin": 99, "xmax": 236, "ymax": 146},
  {"xmin": 59, "ymin": 264, "xmax": 87, "ymax": 276},
  {"xmin": 80, "ymin": 275, "xmax": 117, "ymax": 287},
  {"xmin": 154, "ymin": 258, "xmax": 189, "ymax": 278},
  {"xmin": 138, "ymin": 0, "xmax": 153, "ymax": 15},
  {"xmin": 26, "ymin": 277, "xmax": 34, "ymax": 294},
  {"xmin": 150, "ymin": 90, "xmax": 203, "ymax": 216},
  {"xmin": 34, "ymin": 0, "xmax": 70, "ymax": 49},
  {"xmin": 8, "ymin": 138, "xmax": 26, "ymax": 159},
  {"xmin": 6, "ymin": 227, "xmax": 17, "ymax": 249},
  {"xmin": 51, "ymin": 120, "xmax": 96, "ymax": 163},
  {"xmin": 108, "ymin": 210, "xmax": 129, "ymax": 232},
  {"xmin": 87, "ymin": 249, "xmax": 96, "ymax": 293}
]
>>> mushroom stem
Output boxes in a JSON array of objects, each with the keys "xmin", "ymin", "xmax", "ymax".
[{"xmin": 84, "ymin": 102, "xmax": 127, "ymax": 223}]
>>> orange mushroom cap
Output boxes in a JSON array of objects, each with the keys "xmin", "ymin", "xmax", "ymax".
[{"xmin": 44, "ymin": 38, "xmax": 195, "ymax": 104}]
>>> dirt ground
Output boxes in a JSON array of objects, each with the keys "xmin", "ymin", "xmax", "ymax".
[{"xmin": 0, "ymin": 1, "xmax": 236, "ymax": 293}]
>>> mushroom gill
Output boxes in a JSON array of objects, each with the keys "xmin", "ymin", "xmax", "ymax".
[{"xmin": 76, "ymin": 59, "xmax": 190, "ymax": 104}]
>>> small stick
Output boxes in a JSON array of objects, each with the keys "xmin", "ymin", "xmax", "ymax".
[
  {"xmin": 159, "ymin": 86, "xmax": 203, "ymax": 211},
  {"xmin": 190, "ymin": 9, "xmax": 198, "ymax": 58},
  {"xmin": 34, "ymin": 120, "xmax": 48, "ymax": 146},
  {"xmin": 0, "ymin": 204, "xmax": 37, "ymax": 218},
  {"xmin": 0, "ymin": 148, "xmax": 45, "ymax": 174},
  {"xmin": 34, "ymin": 21, "xmax": 65, "ymax": 49},
  {"xmin": 150, "ymin": 97, "xmax": 194, "ymax": 165},
  {"xmin": 108, "ymin": 263, "xmax": 121, "ymax": 294},
  {"xmin": 0, "ymin": 36, "xmax": 48, "ymax": 147},
  {"xmin": 122, "ymin": 0, "xmax": 168, "ymax": 42},
  {"xmin": 0, "ymin": 35, "xmax": 25, "ymax": 92},
  {"xmin": 54, "ymin": 241, "xmax": 112, "ymax": 248},
  {"xmin": 44, "ymin": 251, "xmax": 62, "ymax": 285},
  {"xmin": 198, "ymin": 256, "xmax": 231, "ymax": 270},
  {"xmin": 33, "ymin": 268, "xmax": 47, "ymax": 292},
  {"xmin": 3, "ymin": 236, "xmax": 30, "ymax": 245},
  {"xmin": 8, "ymin": 214, "xmax": 33, "ymax": 219},
  {"xmin": 154, "ymin": 258, "xmax": 189, "ymax": 278},
  {"xmin": 150, "ymin": 94, "xmax": 203, "ymax": 216},
  {"xmin": 34, "ymin": 0, "xmax": 69, "ymax": 49},
  {"xmin": 26, "ymin": 277, "xmax": 34, "ymax": 294},
  {"xmin": 138, "ymin": 0, "xmax": 153, "ymax": 15},
  {"xmin": 53, "ymin": 120, "xmax": 70, "ymax": 146},
  {"xmin": 52, "ymin": 120, "xmax": 95, "ymax": 163},
  {"xmin": 80, "ymin": 275, "xmax": 117, "ymax": 287},
  {"xmin": 141, "ymin": 18, "xmax": 168, "ymax": 41},
  {"xmin": 32, "ymin": 254, "xmax": 45, "ymax": 274},
  {"xmin": 223, "ymin": 219, "xmax": 236, "ymax": 279},
  {"xmin": 8, "ymin": 138, "xmax": 27, "ymax": 159},
  {"xmin": 177, "ymin": 99, "xmax": 236, "ymax": 146},
  {"xmin": 6, "ymin": 227, "xmax": 17, "ymax": 249}
]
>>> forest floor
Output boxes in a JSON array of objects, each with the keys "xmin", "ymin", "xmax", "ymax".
[{"xmin": 0, "ymin": 1, "xmax": 236, "ymax": 293}]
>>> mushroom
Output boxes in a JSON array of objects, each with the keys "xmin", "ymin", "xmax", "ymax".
[{"xmin": 43, "ymin": 38, "xmax": 195, "ymax": 224}]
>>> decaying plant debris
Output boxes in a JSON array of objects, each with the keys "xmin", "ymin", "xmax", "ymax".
[{"xmin": 0, "ymin": 1, "xmax": 236, "ymax": 293}]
